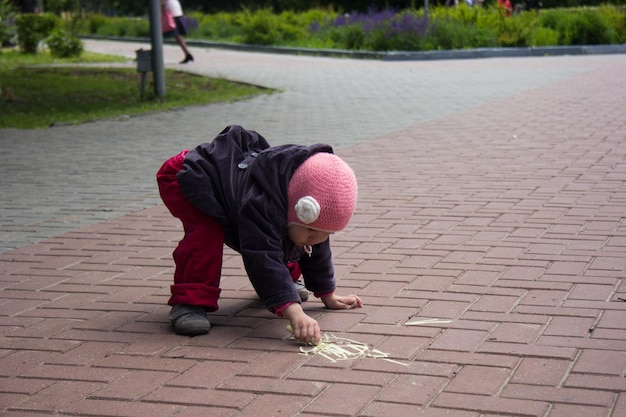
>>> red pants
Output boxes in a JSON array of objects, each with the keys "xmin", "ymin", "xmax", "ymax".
[
  {"xmin": 157, "ymin": 151, "xmax": 223, "ymax": 310},
  {"xmin": 157, "ymin": 151, "xmax": 302, "ymax": 311}
]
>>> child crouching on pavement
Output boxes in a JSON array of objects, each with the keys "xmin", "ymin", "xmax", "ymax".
[{"xmin": 156, "ymin": 125, "xmax": 363, "ymax": 344}]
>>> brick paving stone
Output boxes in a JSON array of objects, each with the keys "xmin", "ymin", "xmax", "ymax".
[
  {"xmin": 501, "ymin": 385, "xmax": 615, "ymax": 407},
  {"xmin": 469, "ymin": 294, "xmax": 520, "ymax": 313},
  {"xmin": 429, "ymin": 329, "xmax": 489, "ymax": 352},
  {"xmin": 571, "ymin": 349, "xmax": 626, "ymax": 375},
  {"xmin": 91, "ymin": 370, "xmax": 177, "ymax": 400},
  {"xmin": 302, "ymin": 383, "xmax": 381, "ymax": 415},
  {"xmin": 0, "ymin": 396, "xmax": 29, "ymax": 415},
  {"xmin": 236, "ymin": 394, "xmax": 312, "ymax": 417},
  {"xmin": 374, "ymin": 335, "xmax": 431, "ymax": 359},
  {"xmin": 478, "ymin": 341, "xmax": 577, "ymax": 360},
  {"xmin": 289, "ymin": 366, "xmax": 395, "ymax": 386},
  {"xmin": 432, "ymin": 392, "xmax": 550, "ymax": 416},
  {"xmin": 173, "ymin": 406, "xmax": 236, "ymax": 417},
  {"xmin": 548, "ymin": 404, "xmax": 609, "ymax": 417},
  {"xmin": 63, "ymin": 399, "xmax": 184, "ymax": 417},
  {"xmin": 235, "ymin": 350, "xmax": 311, "ymax": 378},
  {"xmin": 510, "ymin": 358, "xmax": 571, "ymax": 386},
  {"xmin": 2, "ymin": 410, "xmax": 97, "ymax": 417},
  {"xmin": 218, "ymin": 375, "xmax": 328, "ymax": 397},
  {"xmin": 0, "ymin": 336, "xmax": 80, "ymax": 353},
  {"xmin": 362, "ymin": 306, "xmax": 420, "ymax": 325},
  {"xmin": 4, "ymin": 318, "xmax": 75, "ymax": 339},
  {"xmin": 563, "ymin": 299, "xmax": 626, "ymax": 311},
  {"xmin": 407, "ymin": 275, "xmax": 457, "ymax": 291},
  {"xmin": 361, "ymin": 402, "xmax": 480, "ymax": 417},
  {"xmin": 10, "ymin": 380, "xmax": 104, "ymax": 414},
  {"xmin": 612, "ymin": 393, "xmax": 626, "ymax": 417},
  {"xmin": 513, "ymin": 304, "xmax": 600, "ymax": 318},
  {"xmin": 144, "ymin": 385, "xmax": 257, "ymax": 408},
  {"xmin": 165, "ymin": 360, "xmax": 245, "ymax": 389},
  {"xmin": 417, "ymin": 350, "xmax": 519, "ymax": 369},
  {"xmin": 350, "ymin": 322, "xmax": 442, "ymax": 340},
  {"xmin": 589, "ymin": 328, "xmax": 626, "ymax": 340},
  {"xmin": 377, "ymin": 374, "xmax": 448, "ymax": 405},
  {"xmin": 443, "ymin": 365, "xmax": 510, "ymax": 395},
  {"xmin": 489, "ymin": 322, "xmax": 543, "ymax": 343},
  {"xmin": 538, "ymin": 335, "xmax": 626, "ymax": 351},
  {"xmin": 0, "ymin": 377, "xmax": 53, "ymax": 395},
  {"xmin": 543, "ymin": 316, "xmax": 598, "ymax": 337},
  {"xmin": 518, "ymin": 289, "xmax": 569, "ymax": 306},
  {"xmin": 24, "ymin": 363, "xmax": 129, "ymax": 383},
  {"xmin": 418, "ymin": 300, "xmax": 472, "ymax": 319},
  {"xmin": 354, "ymin": 356, "xmax": 458, "ymax": 377}
]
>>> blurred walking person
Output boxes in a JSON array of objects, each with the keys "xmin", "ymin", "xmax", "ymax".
[{"xmin": 161, "ymin": 0, "xmax": 193, "ymax": 64}]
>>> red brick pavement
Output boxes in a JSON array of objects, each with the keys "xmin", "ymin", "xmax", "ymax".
[{"xmin": 1, "ymin": 55, "xmax": 626, "ymax": 416}]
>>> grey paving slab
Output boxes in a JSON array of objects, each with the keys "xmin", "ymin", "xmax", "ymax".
[{"xmin": 0, "ymin": 39, "xmax": 621, "ymax": 253}]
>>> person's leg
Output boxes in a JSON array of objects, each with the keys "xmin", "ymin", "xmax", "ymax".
[
  {"xmin": 168, "ymin": 210, "xmax": 223, "ymax": 309},
  {"xmin": 157, "ymin": 151, "xmax": 222, "ymax": 334},
  {"xmin": 174, "ymin": 16, "xmax": 193, "ymax": 63},
  {"xmin": 287, "ymin": 262, "xmax": 309, "ymax": 302},
  {"xmin": 175, "ymin": 35, "xmax": 193, "ymax": 63}
]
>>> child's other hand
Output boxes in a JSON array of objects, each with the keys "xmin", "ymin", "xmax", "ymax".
[
  {"xmin": 322, "ymin": 293, "xmax": 363, "ymax": 310},
  {"xmin": 283, "ymin": 303, "xmax": 321, "ymax": 345}
]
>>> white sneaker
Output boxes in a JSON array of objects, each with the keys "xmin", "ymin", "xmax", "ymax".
[{"xmin": 294, "ymin": 280, "xmax": 309, "ymax": 302}]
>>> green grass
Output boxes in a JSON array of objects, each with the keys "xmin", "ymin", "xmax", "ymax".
[{"xmin": 0, "ymin": 49, "xmax": 273, "ymax": 129}]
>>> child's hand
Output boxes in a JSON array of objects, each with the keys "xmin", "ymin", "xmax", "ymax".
[
  {"xmin": 282, "ymin": 303, "xmax": 321, "ymax": 345},
  {"xmin": 321, "ymin": 293, "xmax": 363, "ymax": 310}
]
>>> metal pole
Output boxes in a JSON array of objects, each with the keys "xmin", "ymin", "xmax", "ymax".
[{"xmin": 148, "ymin": 0, "xmax": 166, "ymax": 97}]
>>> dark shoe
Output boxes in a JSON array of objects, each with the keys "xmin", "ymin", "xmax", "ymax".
[
  {"xmin": 294, "ymin": 280, "xmax": 309, "ymax": 302},
  {"xmin": 169, "ymin": 304, "xmax": 210, "ymax": 335},
  {"xmin": 180, "ymin": 54, "xmax": 194, "ymax": 64}
]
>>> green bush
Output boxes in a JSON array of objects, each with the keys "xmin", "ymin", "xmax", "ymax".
[
  {"xmin": 193, "ymin": 12, "xmax": 239, "ymax": 41},
  {"xmin": 539, "ymin": 7, "xmax": 617, "ymax": 45},
  {"xmin": 497, "ymin": 9, "xmax": 537, "ymax": 46},
  {"xmin": 15, "ymin": 13, "xmax": 59, "ymax": 53},
  {"xmin": 0, "ymin": 0, "xmax": 16, "ymax": 46},
  {"xmin": 275, "ymin": 10, "xmax": 309, "ymax": 44},
  {"xmin": 238, "ymin": 8, "xmax": 279, "ymax": 45},
  {"xmin": 529, "ymin": 27, "xmax": 560, "ymax": 46},
  {"xmin": 569, "ymin": 9, "xmax": 615, "ymax": 44},
  {"xmin": 124, "ymin": 18, "xmax": 150, "ymax": 37},
  {"xmin": 87, "ymin": 13, "xmax": 108, "ymax": 34},
  {"xmin": 428, "ymin": 18, "xmax": 496, "ymax": 50},
  {"xmin": 46, "ymin": 28, "xmax": 83, "ymax": 57},
  {"xmin": 327, "ymin": 24, "xmax": 364, "ymax": 49},
  {"xmin": 70, "ymin": 5, "xmax": 626, "ymax": 51},
  {"xmin": 93, "ymin": 16, "xmax": 149, "ymax": 37},
  {"xmin": 235, "ymin": 8, "xmax": 310, "ymax": 45},
  {"xmin": 598, "ymin": 4, "xmax": 626, "ymax": 42}
]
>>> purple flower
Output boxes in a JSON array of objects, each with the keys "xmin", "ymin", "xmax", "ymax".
[{"xmin": 331, "ymin": 8, "xmax": 428, "ymax": 38}]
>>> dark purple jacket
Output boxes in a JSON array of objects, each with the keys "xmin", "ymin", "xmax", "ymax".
[{"xmin": 176, "ymin": 125, "xmax": 337, "ymax": 311}]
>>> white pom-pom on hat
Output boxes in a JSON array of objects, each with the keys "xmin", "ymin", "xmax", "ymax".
[{"xmin": 295, "ymin": 196, "xmax": 321, "ymax": 224}]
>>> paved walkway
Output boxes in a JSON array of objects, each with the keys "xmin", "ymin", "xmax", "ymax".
[{"xmin": 1, "ymin": 40, "xmax": 625, "ymax": 416}]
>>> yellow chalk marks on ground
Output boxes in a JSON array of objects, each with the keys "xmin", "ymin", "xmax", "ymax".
[
  {"xmin": 286, "ymin": 325, "xmax": 407, "ymax": 366},
  {"xmin": 404, "ymin": 318, "xmax": 453, "ymax": 326}
]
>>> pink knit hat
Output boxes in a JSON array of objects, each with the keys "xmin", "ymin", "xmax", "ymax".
[{"xmin": 287, "ymin": 152, "xmax": 358, "ymax": 232}]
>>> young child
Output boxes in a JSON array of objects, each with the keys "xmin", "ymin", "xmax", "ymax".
[{"xmin": 156, "ymin": 125, "xmax": 363, "ymax": 344}]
